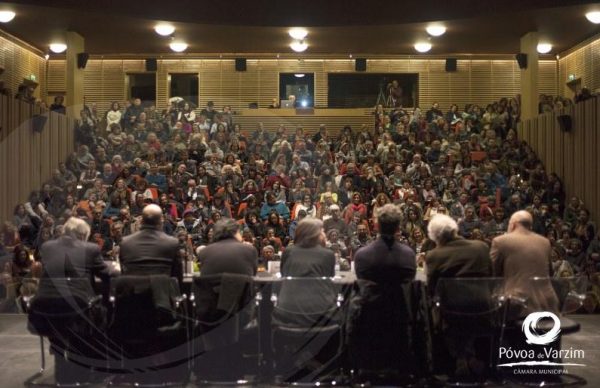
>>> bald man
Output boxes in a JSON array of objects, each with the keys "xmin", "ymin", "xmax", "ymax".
[
  {"xmin": 490, "ymin": 210, "xmax": 558, "ymax": 316},
  {"xmin": 119, "ymin": 204, "xmax": 182, "ymax": 283}
]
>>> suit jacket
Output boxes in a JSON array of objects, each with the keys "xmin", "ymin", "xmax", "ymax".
[
  {"xmin": 199, "ymin": 238, "xmax": 258, "ymax": 276},
  {"xmin": 425, "ymin": 236, "xmax": 492, "ymax": 292},
  {"xmin": 490, "ymin": 230, "xmax": 559, "ymax": 314},
  {"xmin": 354, "ymin": 238, "xmax": 416, "ymax": 284},
  {"xmin": 119, "ymin": 226, "xmax": 182, "ymax": 283},
  {"xmin": 37, "ymin": 235, "xmax": 113, "ymax": 299}
]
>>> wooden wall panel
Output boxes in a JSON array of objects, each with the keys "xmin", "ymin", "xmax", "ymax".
[
  {"xmin": 0, "ymin": 32, "xmax": 47, "ymax": 100},
  {"xmin": 0, "ymin": 94, "xmax": 76, "ymax": 224},
  {"xmin": 47, "ymin": 58, "xmax": 558, "ymax": 117},
  {"xmin": 518, "ymin": 98, "xmax": 600, "ymax": 226},
  {"xmin": 559, "ymin": 36, "xmax": 600, "ymax": 97}
]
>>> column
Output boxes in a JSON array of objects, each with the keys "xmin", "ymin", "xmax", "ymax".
[
  {"xmin": 65, "ymin": 31, "xmax": 84, "ymax": 118},
  {"xmin": 520, "ymin": 32, "xmax": 539, "ymax": 121}
]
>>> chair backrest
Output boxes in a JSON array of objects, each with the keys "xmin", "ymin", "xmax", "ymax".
[
  {"xmin": 192, "ymin": 273, "xmax": 254, "ymax": 327},
  {"xmin": 434, "ymin": 277, "xmax": 506, "ymax": 317},
  {"xmin": 347, "ymin": 279, "xmax": 416, "ymax": 372},
  {"xmin": 272, "ymin": 277, "xmax": 341, "ymax": 328},
  {"xmin": 109, "ymin": 275, "xmax": 181, "ymax": 339},
  {"xmin": 28, "ymin": 277, "xmax": 99, "ymax": 337}
]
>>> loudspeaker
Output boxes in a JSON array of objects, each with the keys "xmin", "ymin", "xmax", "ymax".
[
  {"xmin": 77, "ymin": 53, "xmax": 89, "ymax": 69},
  {"xmin": 557, "ymin": 114, "xmax": 572, "ymax": 132},
  {"xmin": 235, "ymin": 58, "xmax": 247, "ymax": 71},
  {"xmin": 355, "ymin": 58, "xmax": 367, "ymax": 72},
  {"xmin": 445, "ymin": 58, "xmax": 457, "ymax": 72},
  {"xmin": 32, "ymin": 114, "xmax": 47, "ymax": 133},
  {"xmin": 145, "ymin": 58, "xmax": 157, "ymax": 72},
  {"xmin": 516, "ymin": 53, "xmax": 528, "ymax": 69}
]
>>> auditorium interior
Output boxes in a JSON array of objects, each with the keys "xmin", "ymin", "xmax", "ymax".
[{"xmin": 1, "ymin": 0, "xmax": 600, "ymax": 386}]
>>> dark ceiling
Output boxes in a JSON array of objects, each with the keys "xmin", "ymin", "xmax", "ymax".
[{"xmin": 1, "ymin": 0, "xmax": 599, "ymax": 56}]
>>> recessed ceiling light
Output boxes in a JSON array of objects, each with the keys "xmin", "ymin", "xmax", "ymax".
[
  {"xmin": 426, "ymin": 24, "xmax": 446, "ymax": 37},
  {"xmin": 169, "ymin": 41, "xmax": 188, "ymax": 52},
  {"xmin": 288, "ymin": 27, "xmax": 308, "ymax": 40},
  {"xmin": 414, "ymin": 42, "xmax": 432, "ymax": 53},
  {"xmin": 294, "ymin": 73, "xmax": 305, "ymax": 78},
  {"xmin": 0, "ymin": 10, "xmax": 15, "ymax": 23},
  {"xmin": 290, "ymin": 40, "xmax": 308, "ymax": 52},
  {"xmin": 537, "ymin": 43, "xmax": 552, "ymax": 54},
  {"xmin": 585, "ymin": 11, "xmax": 600, "ymax": 24},
  {"xmin": 155, "ymin": 23, "xmax": 175, "ymax": 36},
  {"xmin": 49, "ymin": 43, "xmax": 67, "ymax": 53}
]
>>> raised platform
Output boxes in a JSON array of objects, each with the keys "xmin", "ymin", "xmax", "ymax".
[
  {"xmin": 235, "ymin": 107, "xmax": 375, "ymax": 133},
  {"xmin": 2, "ymin": 313, "xmax": 599, "ymax": 387}
]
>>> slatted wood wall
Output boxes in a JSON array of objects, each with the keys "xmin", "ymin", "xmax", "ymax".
[
  {"xmin": 0, "ymin": 94, "xmax": 76, "ymax": 224},
  {"xmin": 47, "ymin": 58, "xmax": 558, "ymax": 115},
  {"xmin": 0, "ymin": 32, "xmax": 46, "ymax": 99},
  {"xmin": 559, "ymin": 35, "xmax": 600, "ymax": 98},
  {"xmin": 518, "ymin": 97, "xmax": 600, "ymax": 225}
]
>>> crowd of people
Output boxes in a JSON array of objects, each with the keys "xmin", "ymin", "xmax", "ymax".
[{"xmin": 1, "ymin": 94, "xmax": 599, "ymax": 312}]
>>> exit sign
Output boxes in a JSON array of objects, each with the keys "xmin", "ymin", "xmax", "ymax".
[
  {"xmin": 29, "ymin": 74, "xmax": 36, "ymax": 82},
  {"xmin": 568, "ymin": 74, "xmax": 576, "ymax": 81}
]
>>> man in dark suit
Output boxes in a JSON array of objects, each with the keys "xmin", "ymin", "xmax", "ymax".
[
  {"xmin": 199, "ymin": 218, "xmax": 257, "ymax": 276},
  {"xmin": 119, "ymin": 204, "xmax": 182, "ymax": 283},
  {"xmin": 354, "ymin": 204, "xmax": 416, "ymax": 283},
  {"xmin": 490, "ymin": 210, "xmax": 558, "ymax": 315},
  {"xmin": 38, "ymin": 217, "xmax": 116, "ymax": 294},
  {"xmin": 425, "ymin": 214, "xmax": 492, "ymax": 292},
  {"xmin": 350, "ymin": 204, "xmax": 416, "ymax": 375}
]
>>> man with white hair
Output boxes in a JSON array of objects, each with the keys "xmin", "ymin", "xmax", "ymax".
[
  {"xmin": 425, "ymin": 214, "xmax": 491, "ymax": 291},
  {"xmin": 425, "ymin": 214, "xmax": 492, "ymax": 379},
  {"xmin": 37, "ymin": 217, "xmax": 114, "ymax": 290}
]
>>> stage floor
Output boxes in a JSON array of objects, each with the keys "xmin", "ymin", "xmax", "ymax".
[{"xmin": 1, "ymin": 314, "xmax": 598, "ymax": 387}]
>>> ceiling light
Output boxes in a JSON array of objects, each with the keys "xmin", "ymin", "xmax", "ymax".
[
  {"xmin": 0, "ymin": 10, "xmax": 15, "ymax": 23},
  {"xmin": 294, "ymin": 73, "xmax": 305, "ymax": 78},
  {"xmin": 414, "ymin": 42, "xmax": 432, "ymax": 53},
  {"xmin": 537, "ymin": 43, "xmax": 552, "ymax": 54},
  {"xmin": 169, "ymin": 41, "xmax": 188, "ymax": 52},
  {"xmin": 155, "ymin": 23, "xmax": 175, "ymax": 36},
  {"xmin": 426, "ymin": 24, "xmax": 446, "ymax": 37},
  {"xmin": 585, "ymin": 11, "xmax": 600, "ymax": 24},
  {"xmin": 288, "ymin": 27, "xmax": 308, "ymax": 40},
  {"xmin": 49, "ymin": 43, "xmax": 67, "ymax": 53},
  {"xmin": 290, "ymin": 40, "xmax": 308, "ymax": 52},
  {"xmin": 44, "ymin": 53, "xmax": 50, "ymax": 60}
]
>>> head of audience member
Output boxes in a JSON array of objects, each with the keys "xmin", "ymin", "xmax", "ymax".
[
  {"xmin": 294, "ymin": 217, "xmax": 326, "ymax": 248},
  {"xmin": 262, "ymin": 245, "xmax": 275, "ymax": 261},
  {"xmin": 427, "ymin": 214, "xmax": 459, "ymax": 246},
  {"xmin": 507, "ymin": 210, "xmax": 533, "ymax": 233},
  {"xmin": 213, "ymin": 218, "xmax": 242, "ymax": 242}
]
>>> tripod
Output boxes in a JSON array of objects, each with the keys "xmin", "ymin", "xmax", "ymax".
[{"xmin": 375, "ymin": 86, "xmax": 387, "ymax": 107}]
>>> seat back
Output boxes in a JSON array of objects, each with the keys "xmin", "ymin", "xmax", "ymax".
[
  {"xmin": 347, "ymin": 279, "xmax": 415, "ymax": 373},
  {"xmin": 270, "ymin": 277, "xmax": 345, "ymax": 382},
  {"xmin": 434, "ymin": 277, "xmax": 506, "ymax": 321},
  {"xmin": 191, "ymin": 274, "xmax": 254, "ymax": 349},
  {"xmin": 28, "ymin": 277, "xmax": 99, "ymax": 337},
  {"xmin": 272, "ymin": 277, "xmax": 341, "ymax": 328},
  {"xmin": 109, "ymin": 275, "xmax": 182, "ymax": 341}
]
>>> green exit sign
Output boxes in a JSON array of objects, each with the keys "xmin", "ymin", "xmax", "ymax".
[
  {"xmin": 568, "ymin": 74, "xmax": 576, "ymax": 81},
  {"xmin": 29, "ymin": 74, "xmax": 36, "ymax": 82}
]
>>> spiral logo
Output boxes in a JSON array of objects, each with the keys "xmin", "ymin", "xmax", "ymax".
[{"xmin": 522, "ymin": 311, "xmax": 561, "ymax": 345}]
